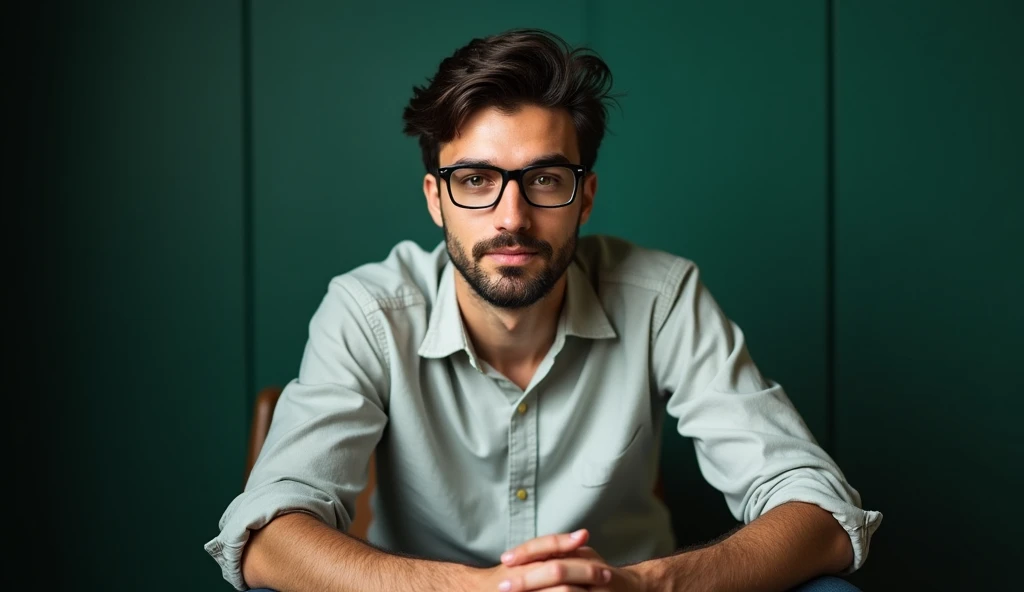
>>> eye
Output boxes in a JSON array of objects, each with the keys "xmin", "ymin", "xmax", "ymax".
[
  {"xmin": 464, "ymin": 175, "xmax": 485, "ymax": 187},
  {"xmin": 527, "ymin": 168, "xmax": 569, "ymax": 188}
]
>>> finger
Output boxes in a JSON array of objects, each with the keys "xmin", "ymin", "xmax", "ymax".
[
  {"xmin": 568, "ymin": 546, "xmax": 604, "ymax": 561},
  {"xmin": 501, "ymin": 531, "xmax": 589, "ymax": 566},
  {"xmin": 499, "ymin": 559, "xmax": 611, "ymax": 592},
  {"xmin": 501, "ymin": 530, "xmax": 589, "ymax": 566},
  {"xmin": 533, "ymin": 587, "xmax": 588, "ymax": 592}
]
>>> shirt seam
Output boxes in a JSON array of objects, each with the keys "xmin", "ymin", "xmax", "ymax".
[
  {"xmin": 598, "ymin": 273, "xmax": 665, "ymax": 292},
  {"xmin": 598, "ymin": 260, "xmax": 692, "ymax": 300},
  {"xmin": 654, "ymin": 259, "xmax": 691, "ymax": 332},
  {"xmin": 332, "ymin": 276, "xmax": 426, "ymax": 390}
]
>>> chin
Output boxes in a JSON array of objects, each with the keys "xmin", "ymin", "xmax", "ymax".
[{"xmin": 493, "ymin": 265, "xmax": 529, "ymax": 278}]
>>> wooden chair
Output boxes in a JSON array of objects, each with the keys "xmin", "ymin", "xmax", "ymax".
[{"xmin": 244, "ymin": 386, "xmax": 665, "ymax": 541}]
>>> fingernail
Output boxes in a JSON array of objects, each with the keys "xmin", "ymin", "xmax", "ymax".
[
  {"xmin": 571, "ymin": 529, "xmax": 586, "ymax": 539},
  {"xmin": 501, "ymin": 552, "xmax": 514, "ymax": 563},
  {"xmin": 603, "ymin": 569, "xmax": 612, "ymax": 582},
  {"xmin": 498, "ymin": 580, "xmax": 511, "ymax": 592}
]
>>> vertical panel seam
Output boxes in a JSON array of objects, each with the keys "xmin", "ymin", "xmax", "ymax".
[
  {"xmin": 242, "ymin": 0, "xmax": 255, "ymax": 432},
  {"xmin": 825, "ymin": 0, "xmax": 837, "ymax": 459}
]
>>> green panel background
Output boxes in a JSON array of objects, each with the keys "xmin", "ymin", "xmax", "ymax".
[
  {"xmin": 834, "ymin": 1, "xmax": 1024, "ymax": 588},
  {"xmin": 15, "ymin": 0, "xmax": 1022, "ymax": 589},
  {"xmin": 18, "ymin": 1, "xmax": 248, "ymax": 589}
]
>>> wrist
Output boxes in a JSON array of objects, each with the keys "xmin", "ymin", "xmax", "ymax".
[
  {"xmin": 452, "ymin": 561, "xmax": 499, "ymax": 589},
  {"xmin": 629, "ymin": 548, "xmax": 715, "ymax": 592},
  {"xmin": 446, "ymin": 562, "xmax": 485, "ymax": 592},
  {"xmin": 625, "ymin": 557, "xmax": 673, "ymax": 592},
  {"xmin": 399, "ymin": 557, "xmax": 480, "ymax": 592}
]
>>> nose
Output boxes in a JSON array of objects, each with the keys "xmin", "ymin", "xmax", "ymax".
[{"xmin": 492, "ymin": 179, "xmax": 531, "ymax": 234}]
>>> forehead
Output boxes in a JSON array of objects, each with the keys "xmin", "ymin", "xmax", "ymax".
[{"xmin": 439, "ymin": 105, "xmax": 580, "ymax": 167}]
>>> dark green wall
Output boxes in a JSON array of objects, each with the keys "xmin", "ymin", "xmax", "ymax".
[
  {"xmin": 19, "ymin": 1, "xmax": 247, "ymax": 588},
  {"xmin": 20, "ymin": 1, "xmax": 1021, "ymax": 589},
  {"xmin": 834, "ymin": 1, "xmax": 1024, "ymax": 589}
]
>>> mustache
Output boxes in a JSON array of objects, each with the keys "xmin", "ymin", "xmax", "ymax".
[{"xmin": 472, "ymin": 233, "xmax": 553, "ymax": 261}]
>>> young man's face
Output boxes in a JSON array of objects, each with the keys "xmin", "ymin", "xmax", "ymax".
[{"xmin": 423, "ymin": 105, "xmax": 596, "ymax": 309}]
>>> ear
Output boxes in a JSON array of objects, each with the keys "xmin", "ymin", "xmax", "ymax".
[
  {"xmin": 578, "ymin": 172, "xmax": 597, "ymax": 225},
  {"xmin": 424, "ymin": 172, "xmax": 443, "ymax": 228}
]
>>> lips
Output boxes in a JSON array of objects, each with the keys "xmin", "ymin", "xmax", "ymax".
[
  {"xmin": 472, "ymin": 233, "xmax": 553, "ymax": 262},
  {"xmin": 487, "ymin": 250, "xmax": 536, "ymax": 265},
  {"xmin": 489, "ymin": 249, "xmax": 536, "ymax": 256}
]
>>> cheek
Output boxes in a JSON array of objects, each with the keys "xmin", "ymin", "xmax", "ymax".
[
  {"xmin": 443, "ymin": 213, "xmax": 483, "ymax": 245},
  {"xmin": 538, "ymin": 213, "xmax": 579, "ymax": 240}
]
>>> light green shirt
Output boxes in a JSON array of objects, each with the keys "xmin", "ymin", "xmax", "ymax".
[{"xmin": 206, "ymin": 236, "xmax": 881, "ymax": 590}]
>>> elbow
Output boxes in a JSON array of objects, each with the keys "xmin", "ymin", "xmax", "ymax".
[
  {"xmin": 240, "ymin": 517, "xmax": 280, "ymax": 589},
  {"xmin": 241, "ymin": 531, "xmax": 268, "ymax": 590},
  {"xmin": 830, "ymin": 527, "xmax": 855, "ymax": 574},
  {"xmin": 818, "ymin": 505, "xmax": 855, "ymax": 574}
]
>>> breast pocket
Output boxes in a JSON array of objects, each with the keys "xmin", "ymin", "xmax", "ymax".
[{"xmin": 572, "ymin": 423, "xmax": 649, "ymax": 487}]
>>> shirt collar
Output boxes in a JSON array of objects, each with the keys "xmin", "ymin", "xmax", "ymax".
[
  {"xmin": 562, "ymin": 261, "xmax": 617, "ymax": 340},
  {"xmin": 417, "ymin": 259, "xmax": 617, "ymax": 360},
  {"xmin": 417, "ymin": 262, "xmax": 468, "ymax": 359}
]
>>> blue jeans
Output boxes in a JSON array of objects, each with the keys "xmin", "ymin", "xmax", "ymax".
[
  {"xmin": 791, "ymin": 576, "xmax": 863, "ymax": 591},
  {"xmin": 251, "ymin": 575, "xmax": 861, "ymax": 591}
]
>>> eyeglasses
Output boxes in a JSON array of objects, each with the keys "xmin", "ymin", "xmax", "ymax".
[{"xmin": 436, "ymin": 163, "xmax": 586, "ymax": 209}]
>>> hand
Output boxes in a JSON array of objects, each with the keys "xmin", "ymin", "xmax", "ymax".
[
  {"xmin": 493, "ymin": 530, "xmax": 651, "ymax": 592},
  {"xmin": 499, "ymin": 529, "xmax": 593, "ymax": 566},
  {"xmin": 471, "ymin": 530, "xmax": 605, "ymax": 592}
]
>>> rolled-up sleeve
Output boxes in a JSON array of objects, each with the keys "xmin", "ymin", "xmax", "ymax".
[
  {"xmin": 654, "ymin": 262, "xmax": 882, "ymax": 573},
  {"xmin": 205, "ymin": 276, "xmax": 390, "ymax": 589}
]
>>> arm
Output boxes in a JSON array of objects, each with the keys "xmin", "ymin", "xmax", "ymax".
[
  {"xmin": 206, "ymin": 277, "xmax": 391, "ymax": 589},
  {"xmin": 651, "ymin": 262, "xmax": 881, "ymax": 577},
  {"xmin": 242, "ymin": 513, "xmax": 474, "ymax": 591},
  {"xmin": 630, "ymin": 501, "xmax": 852, "ymax": 592},
  {"xmin": 244, "ymin": 514, "xmax": 617, "ymax": 592},
  {"xmin": 495, "ymin": 501, "xmax": 851, "ymax": 592},
  {"xmin": 498, "ymin": 505, "xmax": 848, "ymax": 592}
]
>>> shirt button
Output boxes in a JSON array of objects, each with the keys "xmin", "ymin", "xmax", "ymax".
[
  {"xmin": 517, "ymin": 402, "xmax": 528, "ymax": 414},
  {"xmin": 516, "ymin": 488, "xmax": 528, "ymax": 501}
]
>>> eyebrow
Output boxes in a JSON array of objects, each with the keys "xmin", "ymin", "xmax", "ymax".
[{"xmin": 447, "ymin": 153, "xmax": 572, "ymax": 168}]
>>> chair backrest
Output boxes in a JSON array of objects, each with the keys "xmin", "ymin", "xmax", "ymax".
[{"xmin": 245, "ymin": 385, "xmax": 376, "ymax": 540}]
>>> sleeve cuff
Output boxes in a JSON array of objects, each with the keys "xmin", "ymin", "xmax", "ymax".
[
  {"xmin": 752, "ymin": 475, "xmax": 883, "ymax": 573},
  {"xmin": 204, "ymin": 535, "xmax": 249, "ymax": 591},
  {"xmin": 836, "ymin": 506, "xmax": 883, "ymax": 574},
  {"xmin": 204, "ymin": 480, "xmax": 350, "ymax": 589}
]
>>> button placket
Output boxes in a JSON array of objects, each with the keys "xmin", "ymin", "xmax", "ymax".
[{"xmin": 507, "ymin": 392, "xmax": 537, "ymax": 548}]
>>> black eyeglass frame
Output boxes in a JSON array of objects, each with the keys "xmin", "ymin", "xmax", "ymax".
[{"xmin": 435, "ymin": 163, "xmax": 587, "ymax": 209}]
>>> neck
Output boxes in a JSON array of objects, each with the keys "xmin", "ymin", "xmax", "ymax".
[{"xmin": 454, "ymin": 273, "xmax": 567, "ymax": 382}]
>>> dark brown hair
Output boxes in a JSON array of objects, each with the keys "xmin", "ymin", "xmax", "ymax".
[{"xmin": 402, "ymin": 29, "xmax": 617, "ymax": 173}]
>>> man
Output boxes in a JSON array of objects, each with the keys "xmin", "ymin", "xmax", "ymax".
[{"xmin": 206, "ymin": 29, "xmax": 881, "ymax": 592}]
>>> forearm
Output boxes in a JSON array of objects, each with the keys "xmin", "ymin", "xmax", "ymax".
[
  {"xmin": 241, "ymin": 512, "xmax": 475, "ymax": 592},
  {"xmin": 634, "ymin": 502, "xmax": 853, "ymax": 592}
]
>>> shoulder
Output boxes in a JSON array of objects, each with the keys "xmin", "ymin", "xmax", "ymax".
[
  {"xmin": 326, "ymin": 240, "xmax": 448, "ymax": 312},
  {"xmin": 575, "ymin": 234, "xmax": 697, "ymax": 297}
]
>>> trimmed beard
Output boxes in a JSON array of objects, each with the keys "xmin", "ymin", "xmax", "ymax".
[{"xmin": 443, "ymin": 216, "xmax": 580, "ymax": 309}]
